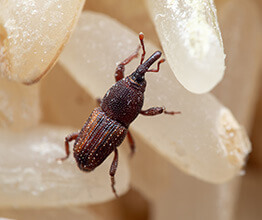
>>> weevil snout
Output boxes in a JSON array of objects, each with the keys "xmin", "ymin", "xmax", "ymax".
[
  {"xmin": 131, "ymin": 50, "xmax": 164, "ymax": 84},
  {"xmin": 134, "ymin": 32, "xmax": 165, "ymax": 81},
  {"xmin": 138, "ymin": 50, "xmax": 162, "ymax": 72}
]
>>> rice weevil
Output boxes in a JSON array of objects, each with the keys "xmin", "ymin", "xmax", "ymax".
[{"xmin": 58, "ymin": 33, "xmax": 180, "ymax": 197}]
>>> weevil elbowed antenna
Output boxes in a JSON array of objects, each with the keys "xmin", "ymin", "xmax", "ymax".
[{"xmin": 138, "ymin": 32, "xmax": 165, "ymax": 73}]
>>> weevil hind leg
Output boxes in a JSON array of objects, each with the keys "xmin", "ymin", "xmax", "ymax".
[
  {"xmin": 115, "ymin": 46, "xmax": 140, "ymax": 82},
  {"xmin": 109, "ymin": 148, "xmax": 119, "ymax": 198},
  {"xmin": 127, "ymin": 130, "xmax": 135, "ymax": 157},
  {"xmin": 57, "ymin": 132, "xmax": 79, "ymax": 162}
]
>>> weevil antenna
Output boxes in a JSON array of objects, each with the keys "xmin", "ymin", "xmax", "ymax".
[
  {"xmin": 147, "ymin": 58, "xmax": 165, "ymax": 72},
  {"xmin": 139, "ymin": 32, "xmax": 146, "ymax": 64}
]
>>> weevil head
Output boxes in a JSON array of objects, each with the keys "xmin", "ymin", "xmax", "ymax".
[{"xmin": 129, "ymin": 51, "xmax": 162, "ymax": 86}]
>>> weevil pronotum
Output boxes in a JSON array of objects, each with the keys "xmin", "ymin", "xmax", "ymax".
[{"xmin": 58, "ymin": 33, "xmax": 180, "ymax": 197}]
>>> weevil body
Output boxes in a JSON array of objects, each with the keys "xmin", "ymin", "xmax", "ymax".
[{"xmin": 59, "ymin": 33, "xmax": 180, "ymax": 197}]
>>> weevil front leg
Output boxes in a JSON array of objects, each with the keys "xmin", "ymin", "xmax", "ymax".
[
  {"xmin": 140, "ymin": 107, "xmax": 181, "ymax": 116},
  {"xmin": 57, "ymin": 132, "xmax": 79, "ymax": 161},
  {"xmin": 109, "ymin": 148, "xmax": 119, "ymax": 197},
  {"xmin": 115, "ymin": 46, "xmax": 140, "ymax": 82}
]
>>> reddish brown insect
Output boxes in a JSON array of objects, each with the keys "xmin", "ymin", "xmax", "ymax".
[{"xmin": 58, "ymin": 33, "xmax": 180, "ymax": 197}]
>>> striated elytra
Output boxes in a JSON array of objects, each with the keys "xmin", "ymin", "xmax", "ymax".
[{"xmin": 58, "ymin": 33, "xmax": 180, "ymax": 197}]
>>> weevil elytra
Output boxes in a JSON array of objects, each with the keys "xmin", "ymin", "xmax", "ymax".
[{"xmin": 58, "ymin": 33, "xmax": 180, "ymax": 197}]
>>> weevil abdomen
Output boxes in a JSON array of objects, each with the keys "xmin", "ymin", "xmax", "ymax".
[{"xmin": 73, "ymin": 107, "xmax": 127, "ymax": 171}]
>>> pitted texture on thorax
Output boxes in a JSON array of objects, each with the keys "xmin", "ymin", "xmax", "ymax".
[
  {"xmin": 101, "ymin": 77, "xmax": 145, "ymax": 127},
  {"xmin": 73, "ymin": 107, "xmax": 127, "ymax": 171}
]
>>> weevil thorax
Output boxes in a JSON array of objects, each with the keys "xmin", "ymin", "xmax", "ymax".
[
  {"xmin": 101, "ymin": 77, "xmax": 145, "ymax": 128},
  {"xmin": 101, "ymin": 51, "xmax": 162, "ymax": 128}
]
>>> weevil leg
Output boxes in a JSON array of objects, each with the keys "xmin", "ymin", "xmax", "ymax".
[
  {"xmin": 127, "ymin": 130, "xmax": 135, "ymax": 157},
  {"xmin": 57, "ymin": 132, "xmax": 79, "ymax": 161},
  {"xmin": 140, "ymin": 107, "xmax": 181, "ymax": 116},
  {"xmin": 115, "ymin": 46, "xmax": 140, "ymax": 82},
  {"xmin": 109, "ymin": 148, "xmax": 119, "ymax": 198}
]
